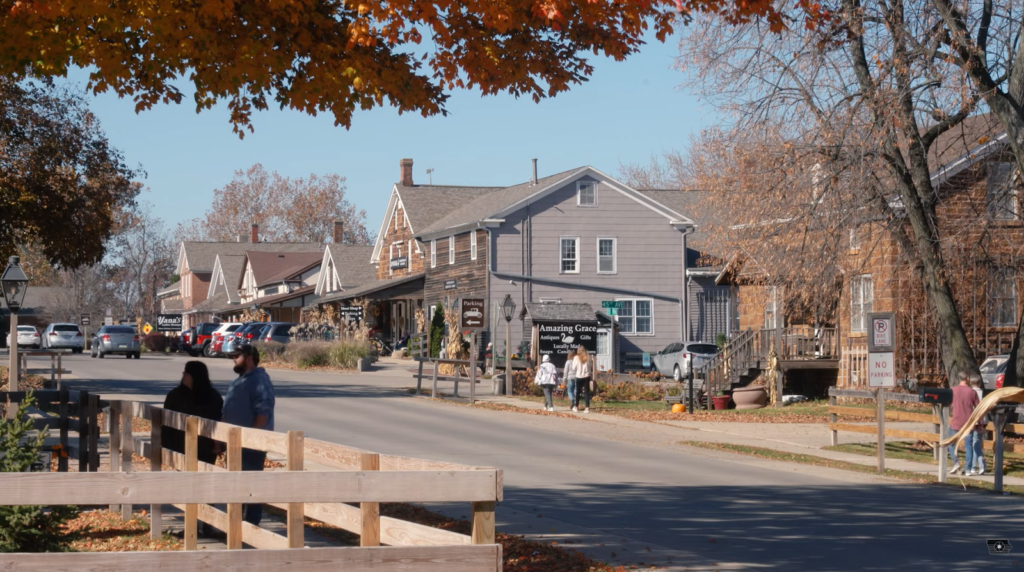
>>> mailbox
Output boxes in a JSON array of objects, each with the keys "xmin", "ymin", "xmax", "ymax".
[{"xmin": 919, "ymin": 387, "xmax": 953, "ymax": 405}]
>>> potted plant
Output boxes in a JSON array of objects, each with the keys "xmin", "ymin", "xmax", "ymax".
[
  {"xmin": 731, "ymin": 384, "xmax": 768, "ymax": 410},
  {"xmin": 711, "ymin": 390, "xmax": 732, "ymax": 411}
]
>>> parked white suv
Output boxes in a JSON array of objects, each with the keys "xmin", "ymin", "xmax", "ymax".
[
  {"xmin": 7, "ymin": 325, "xmax": 41, "ymax": 349},
  {"xmin": 41, "ymin": 323, "xmax": 85, "ymax": 353}
]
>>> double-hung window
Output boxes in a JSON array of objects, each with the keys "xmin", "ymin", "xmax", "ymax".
[
  {"xmin": 615, "ymin": 299, "xmax": 653, "ymax": 335},
  {"xmin": 850, "ymin": 275, "xmax": 874, "ymax": 332},
  {"xmin": 577, "ymin": 181, "xmax": 597, "ymax": 207},
  {"xmin": 987, "ymin": 163, "xmax": 1018, "ymax": 221},
  {"xmin": 560, "ymin": 237, "xmax": 579, "ymax": 274},
  {"xmin": 990, "ymin": 267, "xmax": 1017, "ymax": 326},
  {"xmin": 430, "ymin": 239, "xmax": 437, "ymax": 268},
  {"xmin": 597, "ymin": 238, "xmax": 616, "ymax": 274},
  {"xmin": 470, "ymin": 232, "xmax": 477, "ymax": 260},
  {"xmin": 764, "ymin": 286, "xmax": 779, "ymax": 329},
  {"xmin": 448, "ymin": 236, "xmax": 455, "ymax": 265}
]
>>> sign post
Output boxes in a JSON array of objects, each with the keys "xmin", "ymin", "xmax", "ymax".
[
  {"xmin": 80, "ymin": 314, "xmax": 91, "ymax": 350},
  {"xmin": 867, "ymin": 312, "xmax": 896, "ymax": 474},
  {"xmin": 460, "ymin": 299, "xmax": 486, "ymax": 405}
]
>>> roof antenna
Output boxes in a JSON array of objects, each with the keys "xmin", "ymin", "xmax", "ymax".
[
  {"xmin": 426, "ymin": 168, "xmax": 434, "ymax": 185},
  {"xmin": 532, "ymin": 158, "xmax": 538, "ymax": 185}
]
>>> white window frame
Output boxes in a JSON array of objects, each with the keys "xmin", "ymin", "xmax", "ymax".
[
  {"xmin": 560, "ymin": 236, "xmax": 580, "ymax": 274},
  {"xmin": 470, "ymin": 231, "xmax": 478, "ymax": 261},
  {"xmin": 850, "ymin": 275, "xmax": 874, "ymax": 333},
  {"xmin": 987, "ymin": 162, "xmax": 1019, "ymax": 221},
  {"xmin": 577, "ymin": 181, "xmax": 598, "ymax": 207},
  {"xmin": 614, "ymin": 298, "xmax": 654, "ymax": 336},
  {"xmin": 430, "ymin": 239, "xmax": 437, "ymax": 268},
  {"xmin": 989, "ymin": 267, "xmax": 1017, "ymax": 327},
  {"xmin": 849, "ymin": 227, "xmax": 861, "ymax": 251},
  {"xmin": 448, "ymin": 235, "xmax": 455, "ymax": 265},
  {"xmin": 764, "ymin": 286, "xmax": 779, "ymax": 329},
  {"xmin": 597, "ymin": 237, "xmax": 617, "ymax": 274}
]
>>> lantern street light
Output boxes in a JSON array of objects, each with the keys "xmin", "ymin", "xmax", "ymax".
[
  {"xmin": 501, "ymin": 294, "xmax": 516, "ymax": 396},
  {"xmin": 2, "ymin": 256, "xmax": 30, "ymax": 392}
]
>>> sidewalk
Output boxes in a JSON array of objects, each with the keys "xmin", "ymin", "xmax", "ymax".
[{"xmin": 465, "ymin": 391, "xmax": 1024, "ymax": 486}]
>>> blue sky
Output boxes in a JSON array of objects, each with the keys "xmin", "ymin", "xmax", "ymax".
[{"xmin": 66, "ymin": 33, "xmax": 717, "ymax": 235}]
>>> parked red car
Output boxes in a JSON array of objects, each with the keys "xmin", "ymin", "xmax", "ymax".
[{"xmin": 189, "ymin": 322, "xmax": 221, "ymax": 357}]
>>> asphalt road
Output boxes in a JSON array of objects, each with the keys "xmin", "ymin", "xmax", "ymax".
[{"xmin": 36, "ymin": 350, "xmax": 1024, "ymax": 570}]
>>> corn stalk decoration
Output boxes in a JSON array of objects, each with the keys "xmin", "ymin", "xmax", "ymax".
[
  {"xmin": 438, "ymin": 297, "xmax": 467, "ymax": 376},
  {"xmin": 240, "ymin": 307, "xmax": 269, "ymax": 323}
]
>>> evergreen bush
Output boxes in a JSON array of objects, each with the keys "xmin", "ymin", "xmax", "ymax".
[
  {"xmin": 429, "ymin": 303, "xmax": 444, "ymax": 357},
  {"xmin": 0, "ymin": 394, "xmax": 78, "ymax": 552}
]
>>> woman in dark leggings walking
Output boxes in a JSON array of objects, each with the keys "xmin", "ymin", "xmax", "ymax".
[{"xmin": 573, "ymin": 346, "xmax": 593, "ymax": 413}]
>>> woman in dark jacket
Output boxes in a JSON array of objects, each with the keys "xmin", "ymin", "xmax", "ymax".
[{"xmin": 163, "ymin": 361, "xmax": 224, "ymax": 465}]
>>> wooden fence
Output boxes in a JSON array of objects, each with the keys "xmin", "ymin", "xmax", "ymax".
[
  {"xmin": 413, "ymin": 357, "xmax": 480, "ymax": 403},
  {"xmin": 47, "ymin": 398, "xmax": 502, "ymax": 571}
]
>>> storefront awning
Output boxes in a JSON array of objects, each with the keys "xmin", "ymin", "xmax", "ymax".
[{"xmin": 318, "ymin": 273, "xmax": 424, "ymax": 304}]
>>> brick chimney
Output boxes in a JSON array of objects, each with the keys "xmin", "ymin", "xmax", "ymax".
[
  {"xmin": 250, "ymin": 222, "xmax": 259, "ymax": 243},
  {"xmin": 400, "ymin": 158, "xmax": 414, "ymax": 186},
  {"xmin": 333, "ymin": 220, "xmax": 344, "ymax": 244}
]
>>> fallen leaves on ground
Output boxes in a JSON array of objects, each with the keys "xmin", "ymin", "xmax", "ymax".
[
  {"xmin": 276, "ymin": 503, "xmax": 617, "ymax": 571},
  {"xmin": 65, "ymin": 510, "xmax": 180, "ymax": 552},
  {"xmin": 607, "ymin": 409, "xmax": 828, "ymax": 424}
]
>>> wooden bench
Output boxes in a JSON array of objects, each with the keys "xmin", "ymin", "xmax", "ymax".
[{"xmin": 413, "ymin": 357, "xmax": 481, "ymax": 403}]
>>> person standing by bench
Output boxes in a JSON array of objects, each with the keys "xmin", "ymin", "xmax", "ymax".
[{"xmin": 222, "ymin": 344, "xmax": 275, "ymax": 526}]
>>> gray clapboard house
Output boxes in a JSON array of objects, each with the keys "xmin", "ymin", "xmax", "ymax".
[{"xmin": 414, "ymin": 165, "xmax": 699, "ymax": 372}]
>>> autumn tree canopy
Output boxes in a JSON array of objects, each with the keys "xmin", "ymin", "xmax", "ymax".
[
  {"xmin": 175, "ymin": 164, "xmax": 374, "ymax": 245},
  {"xmin": 0, "ymin": 79, "xmax": 139, "ymax": 269},
  {"xmin": 0, "ymin": 0, "xmax": 804, "ymax": 135}
]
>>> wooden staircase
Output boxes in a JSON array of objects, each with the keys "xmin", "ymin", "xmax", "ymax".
[{"xmin": 697, "ymin": 326, "xmax": 840, "ymax": 409}]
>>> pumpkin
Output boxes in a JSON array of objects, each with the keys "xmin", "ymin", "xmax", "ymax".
[{"xmin": 671, "ymin": 403, "xmax": 685, "ymax": 413}]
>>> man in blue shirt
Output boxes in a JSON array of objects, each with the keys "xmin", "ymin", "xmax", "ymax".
[{"xmin": 222, "ymin": 344, "xmax": 275, "ymax": 526}]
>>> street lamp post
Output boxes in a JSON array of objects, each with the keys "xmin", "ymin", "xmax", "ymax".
[
  {"xmin": 2, "ymin": 256, "xmax": 30, "ymax": 392},
  {"xmin": 501, "ymin": 294, "xmax": 516, "ymax": 396}
]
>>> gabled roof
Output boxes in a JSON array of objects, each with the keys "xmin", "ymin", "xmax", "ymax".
[
  {"xmin": 252, "ymin": 285, "xmax": 316, "ymax": 307},
  {"xmin": 175, "ymin": 241, "xmax": 324, "ymax": 274},
  {"xmin": 371, "ymin": 184, "xmax": 502, "ymax": 264},
  {"xmin": 317, "ymin": 244, "xmax": 377, "ymax": 295},
  {"xmin": 317, "ymin": 272, "xmax": 424, "ymax": 304},
  {"xmin": 252, "ymin": 251, "xmax": 324, "ymax": 287},
  {"xmin": 185, "ymin": 292, "xmax": 231, "ymax": 315},
  {"xmin": 243, "ymin": 251, "xmax": 323, "ymax": 288},
  {"xmin": 413, "ymin": 167, "xmax": 695, "ymax": 242},
  {"xmin": 209, "ymin": 254, "xmax": 247, "ymax": 304},
  {"xmin": 157, "ymin": 282, "xmax": 180, "ymax": 298}
]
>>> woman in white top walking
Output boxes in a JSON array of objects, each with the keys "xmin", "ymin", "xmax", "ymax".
[
  {"xmin": 534, "ymin": 354, "xmax": 559, "ymax": 411},
  {"xmin": 564, "ymin": 349, "xmax": 578, "ymax": 410},
  {"xmin": 573, "ymin": 346, "xmax": 593, "ymax": 413}
]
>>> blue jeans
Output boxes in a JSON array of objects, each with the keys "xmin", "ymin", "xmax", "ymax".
[
  {"xmin": 566, "ymin": 377, "xmax": 577, "ymax": 406},
  {"xmin": 966, "ymin": 430, "xmax": 984, "ymax": 472},
  {"xmin": 948, "ymin": 426, "xmax": 977, "ymax": 470},
  {"xmin": 242, "ymin": 449, "xmax": 266, "ymax": 526}
]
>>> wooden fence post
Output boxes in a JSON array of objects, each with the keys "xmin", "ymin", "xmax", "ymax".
[
  {"xmin": 89, "ymin": 395, "xmax": 100, "ymax": 472},
  {"xmin": 226, "ymin": 427, "xmax": 243, "ymax": 549},
  {"xmin": 108, "ymin": 400, "xmax": 122, "ymax": 514},
  {"xmin": 120, "ymin": 404, "xmax": 133, "ymax": 520},
  {"xmin": 471, "ymin": 501, "xmax": 496, "ymax": 545},
  {"xmin": 58, "ymin": 388, "xmax": 68, "ymax": 473},
  {"xmin": 149, "ymin": 407, "xmax": 163, "ymax": 540},
  {"xmin": 454, "ymin": 364, "xmax": 460, "ymax": 398},
  {"xmin": 416, "ymin": 359, "xmax": 425, "ymax": 395},
  {"xmin": 432, "ymin": 360, "xmax": 439, "ymax": 399},
  {"xmin": 287, "ymin": 430, "xmax": 305, "ymax": 549},
  {"xmin": 184, "ymin": 416, "xmax": 199, "ymax": 550},
  {"xmin": 828, "ymin": 393, "xmax": 837, "ymax": 446},
  {"xmin": 470, "ymin": 335, "xmax": 477, "ymax": 405},
  {"xmin": 360, "ymin": 453, "xmax": 380, "ymax": 547},
  {"xmin": 78, "ymin": 391, "xmax": 89, "ymax": 472}
]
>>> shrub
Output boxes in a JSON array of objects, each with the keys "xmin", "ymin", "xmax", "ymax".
[
  {"xmin": 592, "ymin": 380, "xmax": 666, "ymax": 402},
  {"xmin": 142, "ymin": 333, "xmax": 170, "ymax": 352},
  {"xmin": 255, "ymin": 340, "xmax": 370, "ymax": 370},
  {"xmin": 0, "ymin": 393, "xmax": 79, "ymax": 552},
  {"xmin": 253, "ymin": 341, "xmax": 287, "ymax": 364},
  {"xmin": 327, "ymin": 340, "xmax": 371, "ymax": 369},
  {"xmin": 429, "ymin": 303, "xmax": 444, "ymax": 357}
]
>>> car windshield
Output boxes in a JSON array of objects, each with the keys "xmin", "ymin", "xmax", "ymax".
[
  {"xmin": 980, "ymin": 357, "xmax": 1008, "ymax": 373},
  {"xmin": 17, "ymin": 326, "xmax": 35, "ymax": 332},
  {"xmin": 223, "ymin": 324, "xmax": 242, "ymax": 332},
  {"xmin": 105, "ymin": 327, "xmax": 136, "ymax": 334},
  {"xmin": 53, "ymin": 325, "xmax": 80, "ymax": 332},
  {"xmin": 686, "ymin": 343, "xmax": 720, "ymax": 355}
]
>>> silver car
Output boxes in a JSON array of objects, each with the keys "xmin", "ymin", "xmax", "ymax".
[
  {"xmin": 41, "ymin": 323, "xmax": 85, "ymax": 353},
  {"xmin": 651, "ymin": 342, "xmax": 721, "ymax": 382},
  {"xmin": 91, "ymin": 325, "xmax": 141, "ymax": 359},
  {"xmin": 980, "ymin": 355, "xmax": 1009, "ymax": 390}
]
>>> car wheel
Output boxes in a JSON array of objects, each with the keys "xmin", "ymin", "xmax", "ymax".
[
  {"xmin": 125, "ymin": 353, "xmax": 131, "ymax": 359},
  {"xmin": 673, "ymin": 365, "xmax": 682, "ymax": 382},
  {"xmin": 203, "ymin": 343, "xmax": 214, "ymax": 358},
  {"xmin": 98, "ymin": 350, "xmax": 105, "ymax": 359},
  {"xmin": 90, "ymin": 347, "xmax": 96, "ymax": 358},
  {"xmin": 134, "ymin": 352, "xmax": 141, "ymax": 359}
]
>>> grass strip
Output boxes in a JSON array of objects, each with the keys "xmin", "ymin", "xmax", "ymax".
[
  {"xmin": 824, "ymin": 441, "xmax": 1024, "ymax": 478},
  {"xmin": 682, "ymin": 440, "xmax": 1024, "ymax": 495}
]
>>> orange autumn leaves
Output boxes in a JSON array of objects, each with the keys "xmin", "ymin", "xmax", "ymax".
[{"xmin": 0, "ymin": 1, "xmax": 804, "ymax": 135}]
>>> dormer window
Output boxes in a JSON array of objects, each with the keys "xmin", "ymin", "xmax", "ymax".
[{"xmin": 577, "ymin": 181, "xmax": 597, "ymax": 207}]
